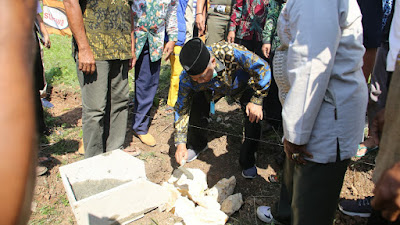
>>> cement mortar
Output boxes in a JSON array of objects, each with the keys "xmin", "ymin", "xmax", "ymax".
[{"xmin": 72, "ymin": 179, "xmax": 130, "ymax": 201}]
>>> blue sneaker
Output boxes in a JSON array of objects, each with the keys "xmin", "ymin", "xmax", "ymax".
[
  {"xmin": 242, "ymin": 166, "xmax": 258, "ymax": 179},
  {"xmin": 338, "ymin": 196, "xmax": 373, "ymax": 217}
]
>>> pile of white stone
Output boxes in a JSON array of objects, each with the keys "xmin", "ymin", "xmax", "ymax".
[{"xmin": 161, "ymin": 168, "xmax": 244, "ymax": 225}]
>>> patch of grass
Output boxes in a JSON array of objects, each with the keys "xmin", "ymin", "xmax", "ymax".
[
  {"xmin": 39, "ymin": 205, "xmax": 57, "ymax": 216},
  {"xmin": 41, "ymin": 135, "xmax": 80, "ymax": 155},
  {"xmin": 137, "ymin": 151, "xmax": 157, "ymax": 161},
  {"xmin": 59, "ymin": 195, "xmax": 69, "ymax": 207},
  {"xmin": 30, "ymin": 219, "xmax": 46, "ymax": 225},
  {"xmin": 43, "ymin": 109, "xmax": 59, "ymax": 128},
  {"xmin": 43, "ymin": 34, "xmax": 78, "ymax": 90}
]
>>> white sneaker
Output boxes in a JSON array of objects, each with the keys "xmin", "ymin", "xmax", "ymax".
[{"xmin": 257, "ymin": 206, "xmax": 274, "ymax": 223}]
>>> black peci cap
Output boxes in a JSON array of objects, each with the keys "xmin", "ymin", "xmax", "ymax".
[{"xmin": 180, "ymin": 38, "xmax": 210, "ymax": 76}]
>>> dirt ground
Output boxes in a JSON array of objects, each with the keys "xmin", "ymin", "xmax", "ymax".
[{"xmin": 29, "ymin": 86, "xmax": 378, "ymax": 225}]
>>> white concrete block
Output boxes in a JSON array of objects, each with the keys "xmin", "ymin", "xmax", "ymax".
[{"xmin": 59, "ymin": 150, "xmax": 168, "ymax": 225}]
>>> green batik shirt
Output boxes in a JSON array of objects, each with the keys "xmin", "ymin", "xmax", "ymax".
[
  {"xmin": 73, "ymin": 0, "xmax": 133, "ymax": 61},
  {"xmin": 174, "ymin": 41, "xmax": 271, "ymax": 144},
  {"xmin": 262, "ymin": 0, "xmax": 286, "ymax": 51}
]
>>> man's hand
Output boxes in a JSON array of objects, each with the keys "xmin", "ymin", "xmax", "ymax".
[
  {"xmin": 196, "ymin": 14, "xmax": 206, "ymax": 36},
  {"xmin": 262, "ymin": 43, "xmax": 271, "ymax": 59},
  {"xmin": 78, "ymin": 47, "xmax": 96, "ymax": 75},
  {"xmin": 163, "ymin": 41, "xmax": 175, "ymax": 61},
  {"xmin": 246, "ymin": 102, "xmax": 263, "ymax": 123},
  {"xmin": 372, "ymin": 162, "xmax": 400, "ymax": 221},
  {"xmin": 175, "ymin": 144, "xmax": 188, "ymax": 165},
  {"xmin": 227, "ymin": 31, "xmax": 235, "ymax": 43},
  {"xmin": 283, "ymin": 139, "xmax": 313, "ymax": 164},
  {"xmin": 42, "ymin": 34, "xmax": 51, "ymax": 49}
]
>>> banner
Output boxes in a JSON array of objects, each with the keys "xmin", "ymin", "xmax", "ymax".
[{"xmin": 42, "ymin": 0, "xmax": 72, "ymax": 36}]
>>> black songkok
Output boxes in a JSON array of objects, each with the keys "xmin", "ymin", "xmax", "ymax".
[{"xmin": 180, "ymin": 38, "xmax": 210, "ymax": 76}]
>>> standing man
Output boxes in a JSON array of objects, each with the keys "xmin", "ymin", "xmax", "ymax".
[
  {"xmin": 196, "ymin": 0, "xmax": 234, "ymax": 45},
  {"xmin": 227, "ymin": 0, "xmax": 268, "ymax": 58},
  {"xmin": 272, "ymin": 0, "xmax": 368, "ymax": 224},
  {"xmin": 64, "ymin": 0, "xmax": 135, "ymax": 158},
  {"xmin": 131, "ymin": 0, "xmax": 178, "ymax": 147},
  {"xmin": 174, "ymin": 38, "xmax": 271, "ymax": 178}
]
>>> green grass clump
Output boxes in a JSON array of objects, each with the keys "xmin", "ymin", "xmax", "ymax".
[{"xmin": 43, "ymin": 34, "xmax": 78, "ymax": 90}]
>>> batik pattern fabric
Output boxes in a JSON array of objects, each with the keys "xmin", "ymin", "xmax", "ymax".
[
  {"xmin": 382, "ymin": 0, "xmax": 393, "ymax": 29},
  {"xmin": 74, "ymin": 0, "xmax": 133, "ymax": 61},
  {"xmin": 174, "ymin": 41, "xmax": 271, "ymax": 144},
  {"xmin": 262, "ymin": 0, "xmax": 286, "ymax": 51},
  {"xmin": 229, "ymin": 0, "xmax": 269, "ymax": 41},
  {"xmin": 132, "ymin": 0, "xmax": 178, "ymax": 62}
]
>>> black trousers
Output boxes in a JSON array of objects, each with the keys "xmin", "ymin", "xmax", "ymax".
[
  {"xmin": 235, "ymin": 38, "xmax": 283, "ymax": 128},
  {"xmin": 276, "ymin": 144, "xmax": 350, "ymax": 225},
  {"xmin": 187, "ymin": 88, "xmax": 262, "ymax": 170},
  {"xmin": 34, "ymin": 35, "xmax": 47, "ymax": 134}
]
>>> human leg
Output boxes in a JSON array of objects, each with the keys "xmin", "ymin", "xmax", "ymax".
[
  {"xmin": 132, "ymin": 42, "xmax": 161, "ymax": 136},
  {"xmin": 357, "ymin": 45, "xmax": 390, "ymax": 156},
  {"xmin": 167, "ymin": 46, "xmax": 183, "ymax": 108},
  {"xmin": 289, "ymin": 159, "xmax": 350, "ymax": 225},
  {"xmin": 206, "ymin": 13, "xmax": 230, "ymax": 45},
  {"xmin": 106, "ymin": 60, "xmax": 129, "ymax": 151},
  {"xmin": 239, "ymin": 88, "xmax": 262, "ymax": 171},
  {"xmin": 77, "ymin": 59, "xmax": 109, "ymax": 158},
  {"xmin": 34, "ymin": 39, "xmax": 47, "ymax": 135},
  {"xmin": 187, "ymin": 91, "xmax": 210, "ymax": 151},
  {"xmin": 368, "ymin": 44, "xmax": 390, "ymax": 125}
]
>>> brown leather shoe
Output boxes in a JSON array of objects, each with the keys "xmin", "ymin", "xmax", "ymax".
[{"xmin": 137, "ymin": 133, "xmax": 156, "ymax": 147}]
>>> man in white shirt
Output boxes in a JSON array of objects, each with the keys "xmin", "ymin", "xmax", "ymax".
[{"xmin": 274, "ymin": 0, "xmax": 368, "ymax": 224}]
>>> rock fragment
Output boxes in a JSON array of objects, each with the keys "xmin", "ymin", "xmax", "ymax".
[
  {"xmin": 205, "ymin": 176, "xmax": 236, "ymax": 203},
  {"xmin": 221, "ymin": 193, "xmax": 243, "ymax": 216}
]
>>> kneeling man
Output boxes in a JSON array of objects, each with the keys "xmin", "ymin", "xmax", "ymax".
[{"xmin": 174, "ymin": 38, "xmax": 271, "ymax": 178}]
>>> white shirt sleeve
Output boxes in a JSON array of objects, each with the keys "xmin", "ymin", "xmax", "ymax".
[{"xmin": 387, "ymin": 0, "xmax": 400, "ymax": 72}]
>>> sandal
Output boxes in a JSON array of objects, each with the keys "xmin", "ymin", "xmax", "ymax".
[
  {"xmin": 123, "ymin": 146, "xmax": 142, "ymax": 157},
  {"xmin": 268, "ymin": 174, "xmax": 279, "ymax": 183},
  {"xmin": 356, "ymin": 144, "xmax": 379, "ymax": 157}
]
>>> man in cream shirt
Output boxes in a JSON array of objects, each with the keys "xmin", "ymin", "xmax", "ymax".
[{"xmin": 275, "ymin": 0, "xmax": 368, "ymax": 224}]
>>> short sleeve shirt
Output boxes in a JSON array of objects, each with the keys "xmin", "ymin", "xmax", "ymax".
[{"xmin": 74, "ymin": 0, "xmax": 133, "ymax": 61}]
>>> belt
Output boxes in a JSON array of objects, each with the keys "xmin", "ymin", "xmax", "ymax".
[{"xmin": 209, "ymin": 4, "xmax": 232, "ymax": 15}]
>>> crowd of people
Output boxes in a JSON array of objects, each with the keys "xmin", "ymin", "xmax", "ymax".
[{"xmin": 24, "ymin": 0, "xmax": 400, "ymax": 224}]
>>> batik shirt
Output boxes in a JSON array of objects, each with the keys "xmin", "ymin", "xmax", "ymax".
[
  {"xmin": 74, "ymin": 0, "xmax": 133, "ymax": 61},
  {"xmin": 229, "ymin": 0, "xmax": 269, "ymax": 41},
  {"xmin": 132, "ymin": 0, "xmax": 178, "ymax": 62},
  {"xmin": 262, "ymin": 0, "xmax": 286, "ymax": 51},
  {"xmin": 174, "ymin": 41, "xmax": 271, "ymax": 144}
]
